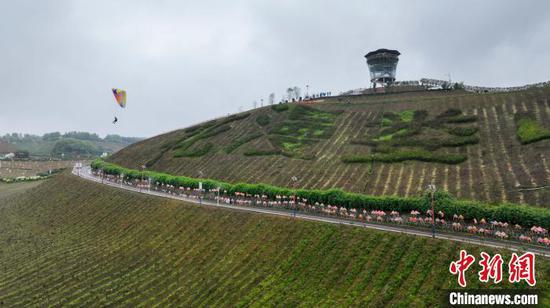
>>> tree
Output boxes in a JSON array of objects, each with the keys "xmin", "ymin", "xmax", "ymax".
[
  {"xmin": 43, "ymin": 132, "xmax": 61, "ymax": 141},
  {"xmin": 63, "ymin": 131, "xmax": 101, "ymax": 141},
  {"xmin": 268, "ymin": 93, "xmax": 275, "ymax": 105},
  {"xmin": 286, "ymin": 88, "xmax": 294, "ymax": 101},
  {"xmin": 293, "ymin": 87, "xmax": 301, "ymax": 99},
  {"xmin": 52, "ymin": 138, "xmax": 102, "ymax": 157},
  {"xmin": 104, "ymin": 134, "xmax": 143, "ymax": 144},
  {"xmin": 453, "ymin": 82, "xmax": 465, "ymax": 90},
  {"xmin": 14, "ymin": 150, "xmax": 29, "ymax": 159}
]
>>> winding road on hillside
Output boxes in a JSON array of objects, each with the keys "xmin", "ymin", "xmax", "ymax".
[{"xmin": 72, "ymin": 165, "xmax": 550, "ymax": 257}]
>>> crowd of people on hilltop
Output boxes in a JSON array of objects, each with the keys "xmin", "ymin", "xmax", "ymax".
[
  {"xmin": 278, "ymin": 91, "xmax": 333, "ymax": 104},
  {"xmin": 463, "ymin": 80, "xmax": 550, "ymax": 93},
  {"xmin": 93, "ymin": 171, "xmax": 550, "ymax": 247},
  {"xmin": 340, "ymin": 79, "xmax": 550, "ymax": 97},
  {"xmin": 420, "ymin": 78, "xmax": 550, "ymax": 93}
]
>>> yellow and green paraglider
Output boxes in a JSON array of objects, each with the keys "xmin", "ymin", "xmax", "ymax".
[
  {"xmin": 111, "ymin": 88, "xmax": 126, "ymax": 124},
  {"xmin": 112, "ymin": 88, "xmax": 127, "ymax": 108}
]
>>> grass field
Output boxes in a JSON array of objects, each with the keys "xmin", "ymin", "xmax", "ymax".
[
  {"xmin": 0, "ymin": 160, "xmax": 76, "ymax": 178},
  {"xmin": 0, "ymin": 181, "xmax": 44, "ymax": 199},
  {"xmin": 0, "ymin": 173, "xmax": 547, "ymax": 306},
  {"xmin": 110, "ymin": 87, "xmax": 550, "ymax": 207}
]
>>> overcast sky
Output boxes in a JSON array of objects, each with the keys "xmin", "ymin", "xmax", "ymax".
[{"xmin": 1, "ymin": 0, "xmax": 550, "ymax": 138}]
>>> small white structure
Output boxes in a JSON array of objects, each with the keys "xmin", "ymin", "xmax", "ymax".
[{"xmin": 1, "ymin": 153, "xmax": 15, "ymax": 160}]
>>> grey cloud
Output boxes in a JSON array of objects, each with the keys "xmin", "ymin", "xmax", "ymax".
[{"xmin": 1, "ymin": 0, "xmax": 549, "ymax": 137}]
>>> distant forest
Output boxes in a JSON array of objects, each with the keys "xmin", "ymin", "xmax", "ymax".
[{"xmin": 0, "ymin": 132, "xmax": 143, "ymax": 158}]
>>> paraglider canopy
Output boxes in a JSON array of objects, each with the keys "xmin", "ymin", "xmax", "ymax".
[{"xmin": 112, "ymin": 88, "xmax": 127, "ymax": 108}]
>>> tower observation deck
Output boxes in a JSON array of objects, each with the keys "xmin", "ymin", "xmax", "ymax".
[{"xmin": 365, "ymin": 49, "xmax": 401, "ymax": 88}]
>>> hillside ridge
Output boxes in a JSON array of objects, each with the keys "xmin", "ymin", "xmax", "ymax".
[{"xmin": 110, "ymin": 87, "xmax": 550, "ymax": 207}]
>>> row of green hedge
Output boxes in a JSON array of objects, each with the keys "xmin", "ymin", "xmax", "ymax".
[
  {"xmin": 271, "ymin": 104, "xmax": 289, "ymax": 112},
  {"xmin": 445, "ymin": 115, "xmax": 478, "ymax": 123},
  {"xmin": 342, "ymin": 150, "xmax": 468, "ymax": 164},
  {"xmin": 514, "ymin": 113, "xmax": 550, "ymax": 144},
  {"xmin": 173, "ymin": 113, "xmax": 251, "ymax": 157},
  {"xmin": 446, "ymin": 126, "xmax": 479, "ymax": 137},
  {"xmin": 256, "ymin": 114, "xmax": 270, "ymax": 126},
  {"xmin": 91, "ymin": 159, "xmax": 550, "ymax": 228},
  {"xmin": 173, "ymin": 125, "xmax": 231, "ymax": 157},
  {"xmin": 367, "ymin": 134, "xmax": 479, "ymax": 152},
  {"xmin": 176, "ymin": 143, "xmax": 214, "ymax": 157},
  {"xmin": 1, "ymin": 175, "xmax": 51, "ymax": 183},
  {"xmin": 243, "ymin": 149, "xmax": 283, "ymax": 156},
  {"xmin": 224, "ymin": 133, "xmax": 263, "ymax": 154}
]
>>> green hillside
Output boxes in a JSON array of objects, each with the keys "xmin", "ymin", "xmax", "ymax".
[
  {"xmin": 110, "ymin": 87, "xmax": 550, "ymax": 207},
  {"xmin": 0, "ymin": 132, "xmax": 143, "ymax": 158},
  {"xmin": 0, "ymin": 173, "xmax": 547, "ymax": 306}
]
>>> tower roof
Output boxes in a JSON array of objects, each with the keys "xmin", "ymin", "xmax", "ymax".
[{"xmin": 365, "ymin": 49, "xmax": 401, "ymax": 58}]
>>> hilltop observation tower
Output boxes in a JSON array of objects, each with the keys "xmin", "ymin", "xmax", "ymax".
[{"xmin": 365, "ymin": 48, "xmax": 401, "ymax": 88}]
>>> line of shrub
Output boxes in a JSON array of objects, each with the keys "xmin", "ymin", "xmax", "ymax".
[
  {"xmin": 270, "ymin": 121, "xmax": 335, "ymax": 139},
  {"xmin": 0, "ymin": 169, "xmax": 63, "ymax": 183},
  {"xmin": 92, "ymin": 159, "xmax": 550, "ymax": 228},
  {"xmin": 381, "ymin": 111, "xmax": 400, "ymax": 124},
  {"xmin": 248, "ymin": 105, "xmax": 340, "ymax": 158},
  {"xmin": 368, "ymin": 134, "xmax": 479, "ymax": 151},
  {"xmin": 436, "ymin": 108, "xmax": 462, "ymax": 118},
  {"xmin": 1, "ymin": 175, "xmax": 50, "ymax": 183},
  {"xmin": 445, "ymin": 126, "xmax": 479, "ymax": 137},
  {"xmin": 378, "ymin": 122, "xmax": 410, "ymax": 136},
  {"xmin": 342, "ymin": 150, "xmax": 467, "ymax": 164},
  {"xmin": 184, "ymin": 120, "xmax": 218, "ymax": 135},
  {"xmin": 413, "ymin": 110, "xmax": 429, "ymax": 121},
  {"xmin": 173, "ymin": 125, "xmax": 231, "ymax": 157},
  {"xmin": 381, "ymin": 110, "xmax": 427, "ymax": 126},
  {"xmin": 437, "ymin": 135, "xmax": 479, "ymax": 148},
  {"xmin": 514, "ymin": 112, "xmax": 550, "ymax": 144},
  {"xmin": 268, "ymin": 135, "xmax": 319, "ymax": 158},
  {"xmin": 173, "ymin": 113, "xmax": 251, "ymax": 156},
  {"xmin": 37, "ymin": 168, "xmax": 65, "ymax": 177},
  {"xmin": 271, "ymin": 104, "xmax": 289, "ymax": 112},
  {"xmin": 287, "ymin": 104, "xmax": 340, "ymax": 120},
  {"xmin": 363, "ymin": 108, "xmax": 479, "ymax": 155},
  {"xmin": 145, "ymin": 152, "xmax": 164, "ymax": 167},
  {"xmin": 221, "ymin": 113, "xmax": 251, "ymax": 125},
  {"xmin": 175, "ymin": 143, "xmax": 214, "ymax": 158},
  {"xmin": 256, "ymin": 114, "xmax": 270, "ymax": 126},
  {"xmin": 243, "ymin": 149, "xmax": 286, "ymax": 157},
  {"xmin": 224, "ymin": 133, "xmax": 263, "ymax": 154},
  {"xmin": 445, "ymin": 115, "xmax": 478, "ymax": 123}
]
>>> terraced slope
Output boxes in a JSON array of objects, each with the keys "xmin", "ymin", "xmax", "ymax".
[
  {"xmin": 0, "ymin": 174, "xmax": 547, "ymax": 306},
  {"xmin": 110, "ymin": 87, "xmax": 550, "ymax": 207}
]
